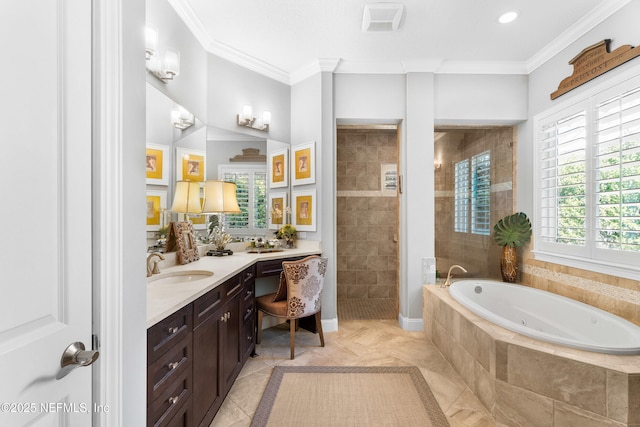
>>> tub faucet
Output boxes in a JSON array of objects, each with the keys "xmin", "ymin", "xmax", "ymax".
[
  {"xmin": 442, "ymin": 264, "xmax": 467, "ymax": 288},
  {"xmin": 146, "ymin": 252, "xmax": 165, "ymax": 277}
]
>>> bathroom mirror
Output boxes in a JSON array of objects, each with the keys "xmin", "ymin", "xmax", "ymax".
[{"xmin": 146, "ymin": 82, "xmax": 289, "ymax": 248}]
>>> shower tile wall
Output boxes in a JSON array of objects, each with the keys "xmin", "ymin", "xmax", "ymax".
[
  {"xmin": 434, "ymin": 128, "xmax": 515, "ymax": 279},
  {"xmin": 336, "ymin": 129, "xmax": 398, "ymax": 303}
]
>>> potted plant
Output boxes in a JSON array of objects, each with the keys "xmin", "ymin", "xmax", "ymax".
[
  {"xmin": 276, "ymin": 224, "xmax": 297, "ymax": 248},
  {"xmin": 493, "ymin": 212, "xmax": 532, "ymax": 283}
]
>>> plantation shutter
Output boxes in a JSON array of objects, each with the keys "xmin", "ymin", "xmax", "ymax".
[
  {"xmin": 221, "ymin": 168, "xmax": 267, "ymax": 234},
  {"xmin": 539, "ymin": 110, "xmax": 587, "ymax": 246},
  {"xmin": 471, "ymin": 151, "xmax": 491, "ymax": 235},
  {"xmin": 454, "ymin": 159, "xmax": 469, "ymax": 233},
  {"xmin": 594, "ymin": 86, "xmax": 640, "ymax": 252}
]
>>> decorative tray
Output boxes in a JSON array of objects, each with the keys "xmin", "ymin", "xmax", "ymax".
[{"xmin": 245, "ymin": 247, "xmax": 284, "ymax": 254}]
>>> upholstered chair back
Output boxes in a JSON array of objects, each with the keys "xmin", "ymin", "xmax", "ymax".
[{"xmin": 282, "ymin": 256, "xmax": 328, "ymax": 318}]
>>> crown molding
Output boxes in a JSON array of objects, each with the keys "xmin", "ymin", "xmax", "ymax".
[
  {"xmin": 290, "ymin": 59, "xmax": 341, "ymax": 85},
  {"xmin": 169, "ymin": 0, "xmax": 290, "ymax": 84},
  {"xmin": 526, "ymin": 0, "xmax": 632, "ymax": 73},
  {"xmin": 170, "ymin": 0, "xmax": 630, "ymax": 85}
]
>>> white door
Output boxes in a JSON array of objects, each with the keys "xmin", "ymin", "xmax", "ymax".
[{"xmin": 0, "ymin": 1, "xmax": 94, "ymax": 426}]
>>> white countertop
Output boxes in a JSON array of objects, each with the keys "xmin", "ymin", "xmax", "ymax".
[{"xmin": 146, "ymin": 240, "xmax": 322, "ymax": 328}]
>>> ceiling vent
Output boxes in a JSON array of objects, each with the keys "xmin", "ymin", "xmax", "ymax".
[{"xmin": 362, "ymin": 3, "xmax": 404, "ymax": 32}]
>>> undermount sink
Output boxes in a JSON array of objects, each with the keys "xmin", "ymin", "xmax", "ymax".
[{"xmin": 147, "ymin": 270, "xmax": 214, "ymax": 285}]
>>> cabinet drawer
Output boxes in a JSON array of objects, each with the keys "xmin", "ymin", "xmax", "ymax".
[
  {"xmin": 255, "ymin": 259, "xmax": 285, "ymax": 278},
  {"xmin": 193, "ymin": 285, "xmax": 223, "ymax": 328},
  {"xmin": 242, "ymin": 299, "xmax": 255, "ymax": 325},
  {"xmin": 241, "ymin": 265, "xmax": 255, "ymax": 284},
  {"xmin": 255, "ymin": 255, "xmax": 316, "ymax": 277},
  {"xmin": 224, "ymin": 275, "xmax": 243, "ymax": 299},
  {"xmin": 241, "ymin": 320, "xmax": 255, "ymax": 362},
  {"xmin": 148, "ymin": 305, "xmax": 193, "ymax": 365},
  {"xmin": 147, "ymin": 364, "xmax": 192, "ymax": 427},
  {"xmin": 148, "ymin": 334, "xmax": 192, "ymax": 404}
]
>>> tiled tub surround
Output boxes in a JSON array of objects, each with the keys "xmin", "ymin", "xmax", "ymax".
[
  {"xmin": 521, "ymin": 249, "xmax": 640, "ymax": 327},
  {"xmin": 424, "ymin": 285, "xmax": 640, "ymax": 426}
]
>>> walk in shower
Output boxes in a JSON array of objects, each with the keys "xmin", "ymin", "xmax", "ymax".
[
  {"xmin": 434, "ymin": 128, "xmax": 516, "ymax": 279},
  {"xmin": 336, "ymin": 126, "xmax": 399, "ymax": 320}
]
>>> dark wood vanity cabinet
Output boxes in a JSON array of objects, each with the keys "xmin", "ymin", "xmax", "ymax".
[
  {"xmin": 149, "ymin": 265, "xmax": 256, "ymax": 427},
  {"xmin": 147, "ymin": 305, "xmax": 194, "ymax": 427}
]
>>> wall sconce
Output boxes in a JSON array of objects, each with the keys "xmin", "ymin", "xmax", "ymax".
[
  {"xmin": 237, "ymin": 105, "xmax": 271, "ymax": 132},
  {"xmin": 172, "ymin": 106, "xmax": 194, "ymax": 130},
  {"xmin": 145, "ymin": 25, "xmax": 180, "ymax": 83},
  {"xmin": 434, "ymin": 162, "xmax": 442, "ymax": 171}
]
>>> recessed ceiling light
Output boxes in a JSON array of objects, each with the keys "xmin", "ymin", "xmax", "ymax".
[{"xmin": 498, "ymin": 11, "xmax": 518, "ymax": 24}]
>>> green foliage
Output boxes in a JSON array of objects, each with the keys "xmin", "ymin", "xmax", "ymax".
[{"xmin": 493, "ymin": 212, "xmax": 532, "ymax": 248}]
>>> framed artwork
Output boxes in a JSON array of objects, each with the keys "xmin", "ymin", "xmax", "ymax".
[
  {"xmin": 166, "ymin": 221, "xmax": 200, "ymax": 264},
  {"xmin": 268, "ymin": 192, "xmax": 288, "ymax": 230},
  {"xmin": 381, "ymin": 163, "xmax": 398, "ymax": 196},
  {"xmin": 292, "ymin": 189, "xmax": 316, "ymax": 231},
  {"xmin": 176, "ymin": 148, "xmax": 206, "ymax": 182},
  {"xmin": 146, "ymin": 190, "xmax": 167, "ymax": 231},
  {"xmin": 291, "ymin": 141, "xmax": 315, "ymax": 186},
  {"xmin": 269, "ymin": 149, "xmax": 288, "ymax": 188},
  {"xmin": 146, "ymin": 144, "xmax": 169, "ymax": 185}
]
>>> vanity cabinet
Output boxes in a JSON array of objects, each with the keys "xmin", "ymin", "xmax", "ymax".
[
  {"xmin": 147, "ymin": 305, "xmax": 194, "ymax": 427},
  {"xmin": 148, "ymin": 265, "xmax": 256, "ymax": 427}
]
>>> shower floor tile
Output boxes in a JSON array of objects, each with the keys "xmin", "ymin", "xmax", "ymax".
[{"xmin": 338, "ymin": 298, "xmax": 397, "ymax": 320}]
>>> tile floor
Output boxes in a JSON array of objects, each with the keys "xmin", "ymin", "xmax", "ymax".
[{"xmin": 211, "ymin": 319, "xmax": 502, "ymax": 426}]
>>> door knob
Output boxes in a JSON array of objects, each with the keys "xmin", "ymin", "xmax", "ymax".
[{"xmin": 58, "ymin": 342, "xmax": 99, "ymax": 380}]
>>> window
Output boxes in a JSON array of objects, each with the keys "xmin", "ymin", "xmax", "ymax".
[
  {"xmin": 534, "ymin": 71, "xmax": 640, "ymax": 278},
  {"xmin": 219, "ymin": 165, "xmax": 267, "ymax": 236},
  {"xmin": 454, "ymin": 151, "xmax": 491, "ymax": 235},
  {"xmin": 471, "ymin": 152, "xmax": 491, "ymax": 235},
  {"xmin": 454, "ymin": 159, "xmax": 469, "ymax": 233}
]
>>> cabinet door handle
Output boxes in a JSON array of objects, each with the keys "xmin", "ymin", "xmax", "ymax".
[
  {"xmin": 246, "ymin": 290, "xmax": 253, "ymax": 296},
  {"xmin": 246, "ymin": 308, "xmax": 252, "ymax": 315},
  {"xmin": 168, "ymin": 396, "xmax": 179, "ymax": 405},
  {"xmin": 245, "ymin": 272, "xmax": 254, "ymax": 280},
  {"xmin": 220, "ymin": 314, "xmax": 226, "ymax": 322},
  {"xmin": 226, "ymin": 312, "xmax": 231, "ymax": 320},
  {"xmin": 247, "ymin": 335, "xmax": 252, "ymax": 341},
  {"xmin": 168, "ymin": 326, "xmax": 179, "ymax": 334},
  {"xmin": 168, "ymin": 361, "xmax": 179, "ymax": 370}
]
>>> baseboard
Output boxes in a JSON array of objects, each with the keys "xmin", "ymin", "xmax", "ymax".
[
  {"xmin": 399, "ymin": 314, "xmax": 424, "ymax": 332},
  {"xmin": 321, "ymin": 317, "xmax": 338, "ymax": 333}
]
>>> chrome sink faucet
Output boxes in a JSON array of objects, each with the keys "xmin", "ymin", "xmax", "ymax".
[
  {"xmin": 442, "ymin": 264, "xmax": 467, "ymax": 288},
  {"xmin": 146, "ymin": 252, "xmax": 165, "ymax": 277}
]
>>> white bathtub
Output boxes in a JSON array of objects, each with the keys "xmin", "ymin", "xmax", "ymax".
[{"xmin": 448, "ymin": 279, "xmax": 640, "ymax": 355}]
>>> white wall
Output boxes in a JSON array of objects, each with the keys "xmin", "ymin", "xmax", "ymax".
[
  {"xmin": 519, "ymin": 1, "xmax": 640, "ymax": 215},
  {"xmin": 208, "ymin": 55, "xmax": 291, "ymax": 144},
  {"xmin": 435, "ymin": 74, "xmax": 528, "ymax": 125}
]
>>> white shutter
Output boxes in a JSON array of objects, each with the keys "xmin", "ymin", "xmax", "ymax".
[
  {"xmin": 594, "ymin": 86, "xmax": 640, "ymax": 253},
  {"xmin": 538, "ymin": 109, "xmax": 587, "ymax": 246},
  {"xmin": 454, "ymin": 159, "xmax": 469, "ymax": 233},
  {"xmin": 219, "ymin": 165, "xmax": 268, "ymax": 235},
  {"xmin": 471, "ymin": 151, "xmax": 491, "ymax": 235}
]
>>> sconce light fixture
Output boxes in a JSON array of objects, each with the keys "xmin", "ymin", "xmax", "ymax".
[
  {"xmin": 237, "ymin": 105, "xmax": 271, "ymax": 132},
  {"xmin": 434, "ymin": 162, "xmax": 442, "ymax": 171},
  {"xmin": 172, "ymin": 106, "xmax": 195, "ymax": 130},
  {"xmin": 145, "ymin": 25, "xmax": 180, "ymax": 83}
]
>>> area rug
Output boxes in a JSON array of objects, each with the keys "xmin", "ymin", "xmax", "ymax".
[{"xmin": 250, "ymin": 366, "xmax": 450, "ymax": 427}]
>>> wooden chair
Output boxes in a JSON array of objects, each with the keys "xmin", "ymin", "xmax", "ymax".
[{"xmin": 256, "ymin": 255, "xmax": 328, "ymax": 359}]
